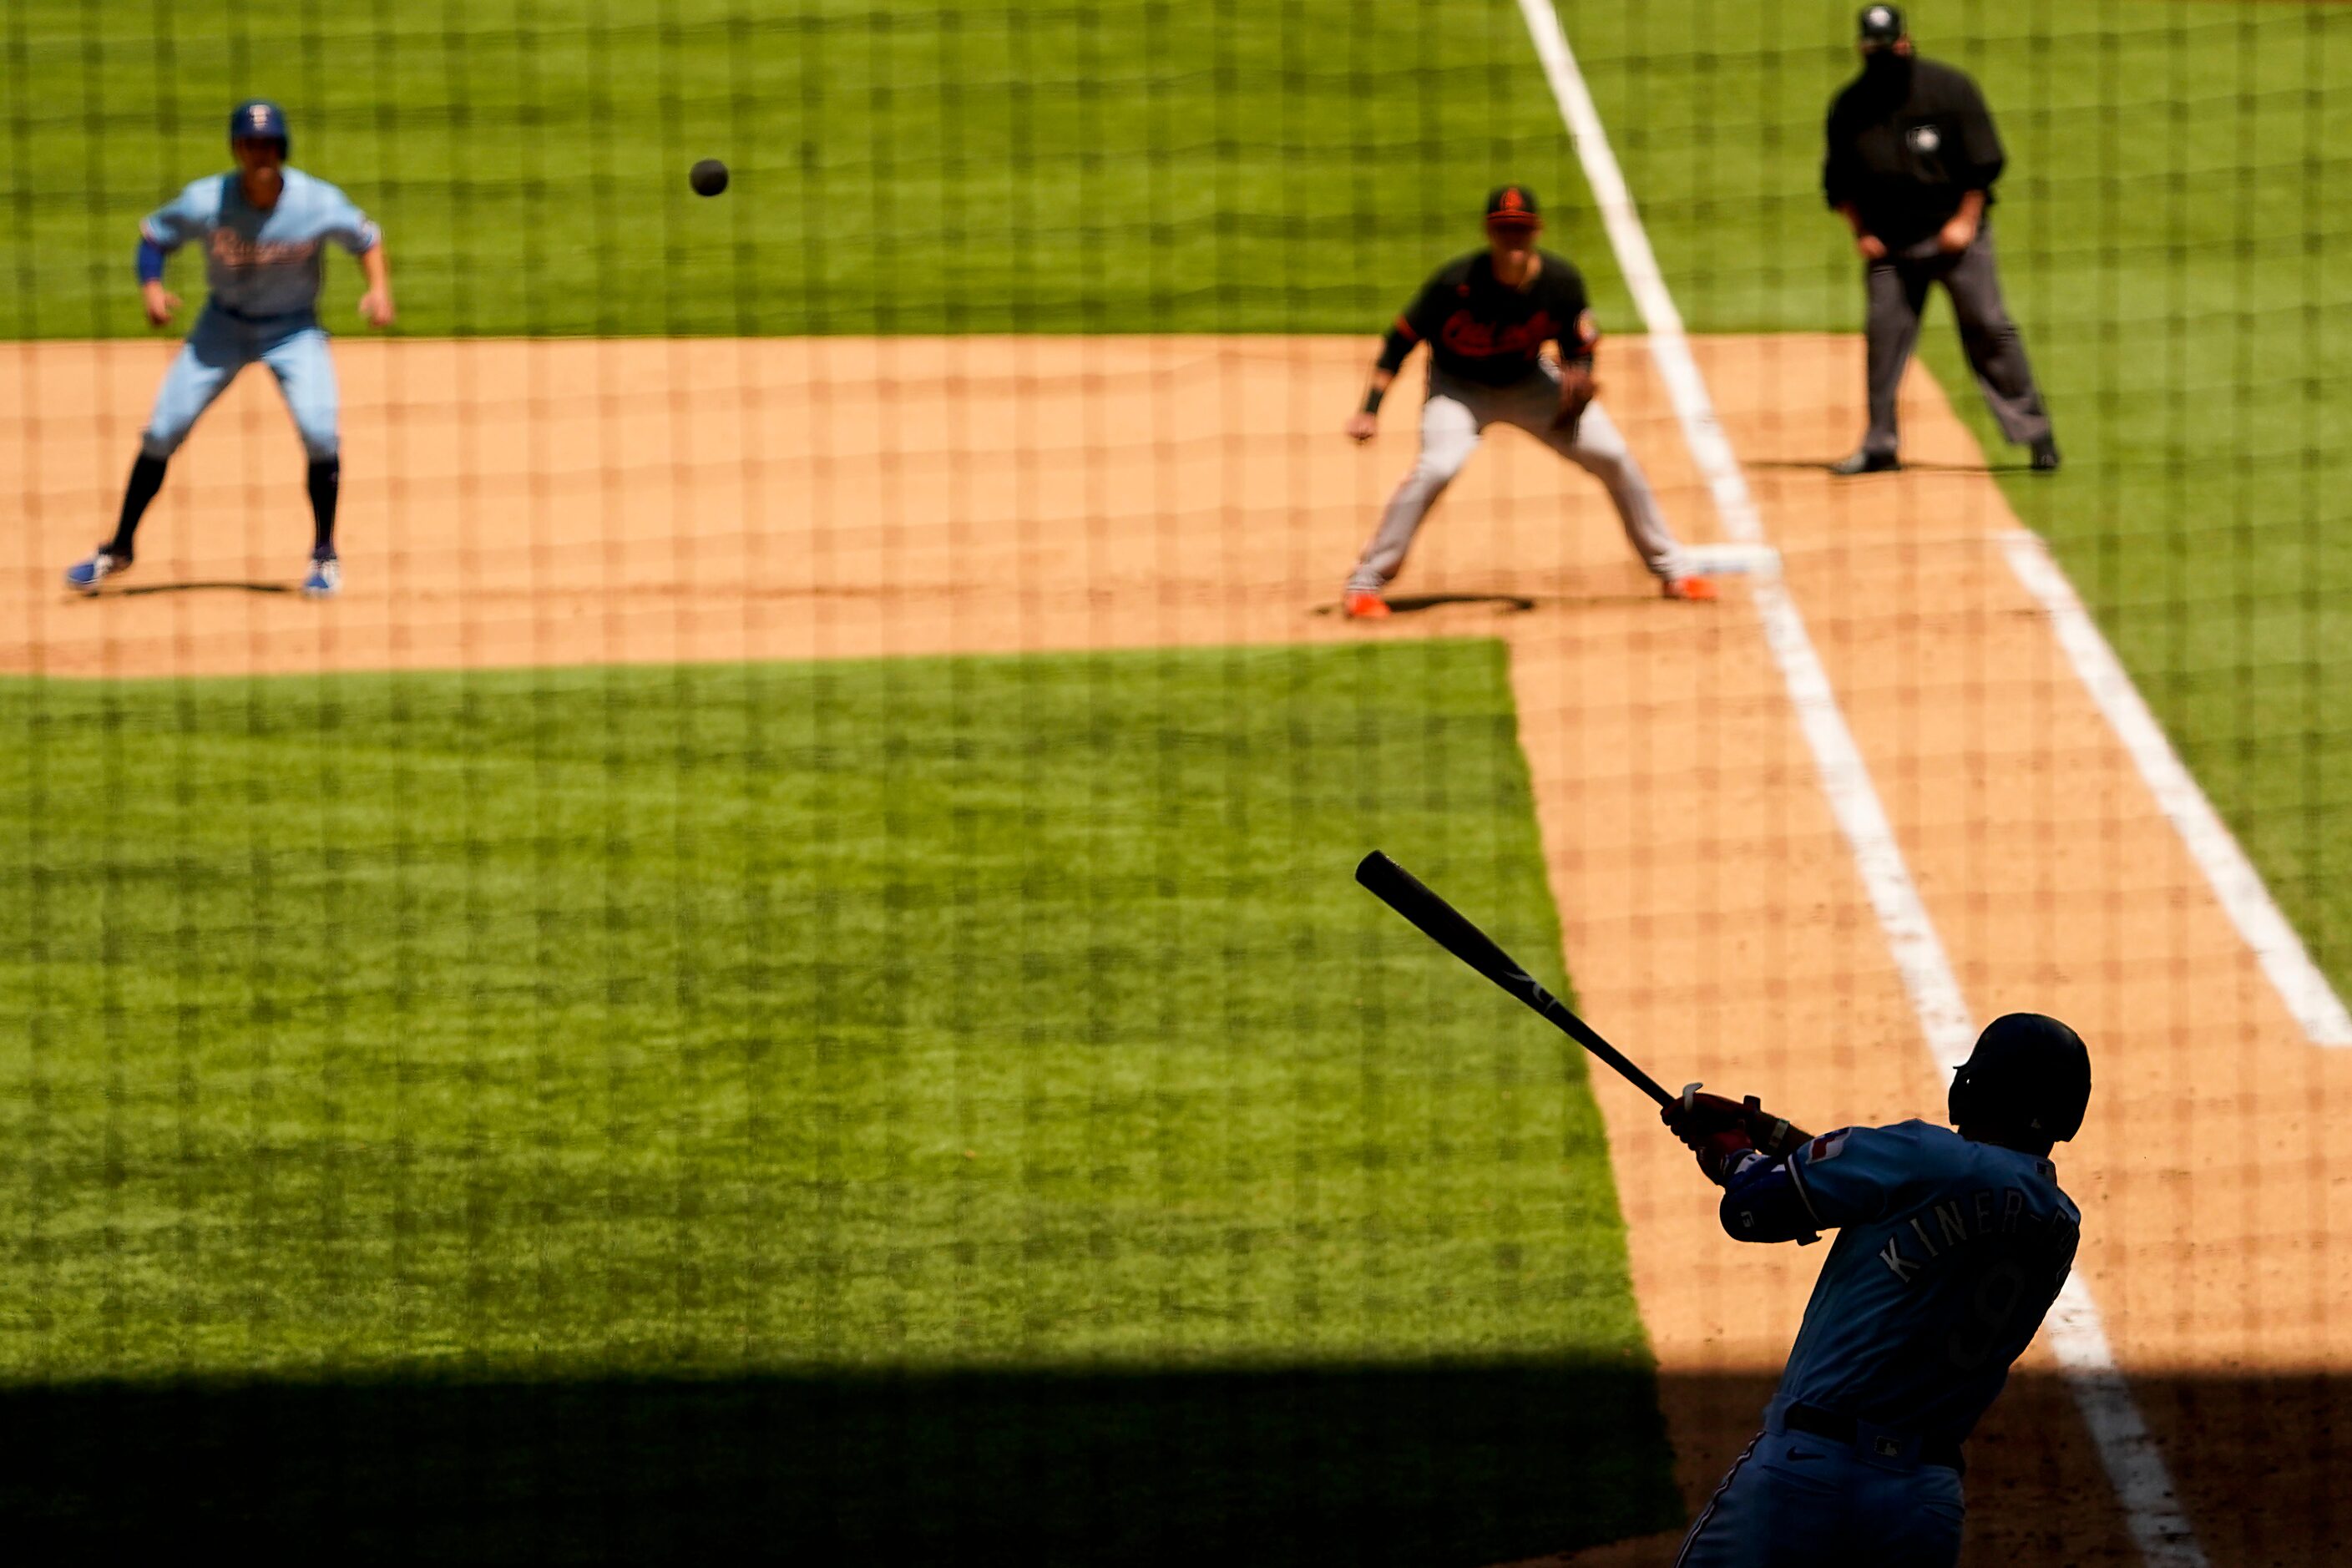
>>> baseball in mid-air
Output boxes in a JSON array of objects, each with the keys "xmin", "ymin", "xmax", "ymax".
[{"xmin": 690, "ymin": 159, "xmax": 729, "ymax": 197}]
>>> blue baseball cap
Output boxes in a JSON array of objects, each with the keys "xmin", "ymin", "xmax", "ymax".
[{"xmin": 229, "ymin": 99, "xmax": 290, "ymax": 154}]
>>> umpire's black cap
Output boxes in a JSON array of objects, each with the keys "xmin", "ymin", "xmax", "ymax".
[
  {"xmin": 1857, "ymin": 4, "xmax": 1906, "ymax": 48},
  {"xmin": 1949, "ymin": 1013, "xmax": 2092, "ymax": 1146},
  {"xmin": 1485, "ymin": 185, "xmax": 1540, "ymax": 226}
]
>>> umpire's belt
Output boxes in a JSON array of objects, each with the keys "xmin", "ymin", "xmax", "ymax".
[{"xmin": 1782, "ymin": 1404, "xmax": 1965, "ymax": 1475}]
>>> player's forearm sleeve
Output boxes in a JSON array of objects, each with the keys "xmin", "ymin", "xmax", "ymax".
[
  {"xmin": 1717, "ymin": 1156, "xmax": 1821, "ymax": 1243},
  {"xmin": 1375, "ymin": 319, "xmax": 1418, "ymax": 374},
  {"xmin": 1378, "ymin": 276, "xmax": 1451, "ymax": 373},
  {"xmin": 136, "ymin": 238, "xmax": 165, "ymax": 285}
]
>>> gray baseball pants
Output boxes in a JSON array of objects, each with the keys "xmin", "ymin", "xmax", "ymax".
[
  {"xmin": 1862, "ymin": 220, "xmax": 2051, "ymax": 460},
  {"xmin": 1347, "ymin": 361, "xmax": 1690, "ymax": 594}
]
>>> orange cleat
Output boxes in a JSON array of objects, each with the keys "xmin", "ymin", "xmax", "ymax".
[
  {"xmin": 1661, "ymin": 575, "xmax": 1718, "ymax": 602},
  {"xmin": 1343, "ymin": 590, "xmax": 1392, "ymax": 620}
]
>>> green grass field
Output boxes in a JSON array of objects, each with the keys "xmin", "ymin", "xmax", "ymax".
[{"xmin": 0, "ymin": 643, "xmax": 1677, "ymax": 1559}]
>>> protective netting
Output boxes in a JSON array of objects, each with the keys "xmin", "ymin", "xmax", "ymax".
[{"xmin": 3, "ymin": 2, "xmax": 2346, "ymax": 1560}]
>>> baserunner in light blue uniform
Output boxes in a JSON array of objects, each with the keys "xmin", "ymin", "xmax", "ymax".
[
  {"xmin": 1659, "ymin": 1013, "xmax": 2092, "ymax": 1565},
  {"xmin": 66, "ymin": 99, "xmax": 394, "ymax": 599}
]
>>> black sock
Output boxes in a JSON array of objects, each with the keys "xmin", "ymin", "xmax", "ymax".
[
  {"xmin": 307, "ymin": 457, "xmax": 340, "ymax": 556},
  {"xmin": 109, "ymin": 454, "xmax": 168, "ymax": 556}
]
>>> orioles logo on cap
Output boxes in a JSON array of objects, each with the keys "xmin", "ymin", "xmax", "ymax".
[{"xmin": 1500, "ymin": 188, "xmax": 1525, "ymax": 211}]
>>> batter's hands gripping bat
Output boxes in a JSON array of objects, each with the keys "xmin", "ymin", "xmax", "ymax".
[{"xmin": 1354, "ymin": 850, "xmax": 1674, "ymax": 1106}]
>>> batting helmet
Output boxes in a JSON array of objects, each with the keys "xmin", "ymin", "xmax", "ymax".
[
  {"xmin": 1948, "ymin": 1013, "xmax": 2091, "ymax": 1146},
  {"xmin": 230, "ymin": 99, "xmax": 290, "ymax": 158}
]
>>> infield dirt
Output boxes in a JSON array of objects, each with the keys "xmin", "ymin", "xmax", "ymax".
[{"xmin": 6, "ymin": 333, "xmax": 2344, "ymax": 1562}]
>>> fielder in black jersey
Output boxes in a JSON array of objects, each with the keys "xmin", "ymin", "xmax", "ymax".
[
  {"xmin": 1378, "ymin": 240, "xmax": 1596, "ymax": 389},
  {"xmin": 1341, "ymin": 185, "xmax": 1717, "ymax": 617}
]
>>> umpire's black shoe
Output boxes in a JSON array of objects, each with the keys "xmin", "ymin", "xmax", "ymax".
[
  {"xmin": 1830, "ymin": 448, "xmax": 1900, "ymax": 476},
  {"xmin": 2031, "ymin": 437, "xmax": 2062, "ymax": 473}
]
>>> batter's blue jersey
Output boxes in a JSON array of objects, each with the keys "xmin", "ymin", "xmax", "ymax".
[
  {"xmin": 1768, "ymin": 1120, "xmax": 2079, "ymax": 1446},
  {"xmin": 141, "ymin": 169, "xmax": 379, "ymax": 320}
]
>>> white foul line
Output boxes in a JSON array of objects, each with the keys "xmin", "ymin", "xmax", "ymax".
[
  {"xmin": 1512, "ymin": 0, "xmax": 2208, "ymax": 1561},
  {"xmin": 2000, "ymin": 532, "xmax": 2352, "ymax": 1046}
]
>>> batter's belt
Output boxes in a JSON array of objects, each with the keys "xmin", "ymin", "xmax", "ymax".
[{"xmin": 1782, "ymin": 1403, "xmax": 1966, "ymax": 1475}]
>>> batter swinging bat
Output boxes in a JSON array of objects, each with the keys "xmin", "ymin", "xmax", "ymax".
[{"xmin": 1354, "ymin": 850, "xmax": 1674, "ymax": 1106}]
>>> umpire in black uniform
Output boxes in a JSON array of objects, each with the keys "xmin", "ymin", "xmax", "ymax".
[{"xmin": 1824, "ymin": 4, "xmax": 2057, "ymax": 474}]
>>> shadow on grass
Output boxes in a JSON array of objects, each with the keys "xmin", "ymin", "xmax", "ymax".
[
  {"xmin": 0, "ymin": 1359, "xmax": 1679, "ymax": 1565},
  {"xmin": 9, "ymin": 1364, "xmax": 2342, "ymax": 1563}
]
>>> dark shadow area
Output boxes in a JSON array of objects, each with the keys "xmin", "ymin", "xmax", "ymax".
[
  {"xmin": 99, "ymin": 580, "xmax": 295, "ymax": 598},
  {"xmin": 1590, "ymin": 1369, "xmax": 2349, "ymax": 1568},
  {"xmin": 3, "ymin": 1366, "xmax": 2338, "ymax": 1565},
  {"xmin": 1741, "ymin": 458, "xmax": 2036, "ymax": 476},
  {"xmin": 1315, "ymin": 594, "xmax": 1541, "ymax": 618},
  {"xmin": 1383, "ymin": 594, "xmax": 1539, "ymax": 615},
  {"xmin": 0, "ymin": 1360, "xmax": 1680, "ymax": 1566}
]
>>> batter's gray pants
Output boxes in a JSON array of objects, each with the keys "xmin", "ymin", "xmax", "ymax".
[
  {"xmin": 1862, "ymin": 221, "xmax": 2051, "ymax": 459},
  {"xmin": 1347, "ymin": 362, "xmax": 1690, "ymax": 594}
]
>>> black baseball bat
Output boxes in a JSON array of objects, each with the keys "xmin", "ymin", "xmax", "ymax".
[{"xmin": 1354, "ymin": 850, "xmax": 1675, "ymax": 1106}]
